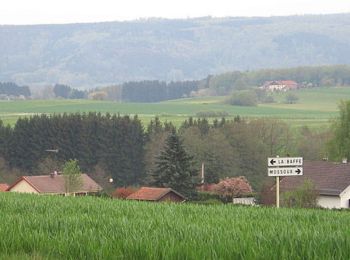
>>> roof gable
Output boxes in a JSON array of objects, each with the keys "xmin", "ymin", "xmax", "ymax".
[
  {"xmin": 126, "ymin": 187, "xmax": 185, "ymax": 201},
  {"xmin": 8, "ymin": 174, "xmax": 102, "ymax": 194}
]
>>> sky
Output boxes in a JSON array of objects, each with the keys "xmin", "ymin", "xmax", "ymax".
[{"xmin": 1, "ymin": 0, "xmax": 350, "ymax": 25}]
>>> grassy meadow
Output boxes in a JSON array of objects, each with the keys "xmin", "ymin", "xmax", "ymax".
[
  {"xmin": 1, "ymin": 87, "xmax": 349, "ymax": 128},
  {"xmin": 0, "ymin": 192, "xmax": 349, "ymax": 259}
]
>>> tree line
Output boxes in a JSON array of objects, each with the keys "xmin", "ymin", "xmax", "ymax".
[
  {"xmin": 0, "ymin": 82, "xmax": 31, "ymax": 97},
  {"xmin": 0, "ymin": 113, "xmax": 334, "ymax": 192},
  {"xmin": 208, "ymin": 65, "xmax": 350, "ymax": 95}
]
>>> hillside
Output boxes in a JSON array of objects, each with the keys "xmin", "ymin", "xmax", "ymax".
[{"xmin": 1, "ymin": 14, "xmax": 350, "ymax": 87}]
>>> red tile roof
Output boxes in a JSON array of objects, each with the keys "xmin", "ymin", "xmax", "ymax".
[
  {"xmin": 8, "ymin": 174, "xmax": 102, "ymax": 194},
  {"xmin": 126, "ymin": 187, "xmax": 185, "ymax": 201},
  {"xmin": 279, "ymin": 161, "xmax": 350, "ymax": 196},
  {"xmin": 0, "ymin": 183, "xmax": 9, "ymax": 192}
]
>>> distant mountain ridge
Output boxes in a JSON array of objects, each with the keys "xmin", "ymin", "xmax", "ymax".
[{"xmin": 1, "ymin": 14, "xmax": 350, "ymax": 88}]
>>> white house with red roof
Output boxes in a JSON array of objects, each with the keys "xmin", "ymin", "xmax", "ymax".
[{"xmin": 261, "ymin": 80, "xmax": 299, "ymax": 92}]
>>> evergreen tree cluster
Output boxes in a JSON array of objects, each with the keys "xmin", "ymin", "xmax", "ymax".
[
  {"xmin": 0, "ymin": 113, "xmax": 144, "ymax": 186},
  {"xmin": 0, "ymin": 82, "xmax": 31, "ymax": 97},
  {"xmin": 53, "ymin": 84, "xmax": 87, "ymax": 99},
  {"xmin": 121, "ymin": 80, "xmax": 199, "ymax": 102}
]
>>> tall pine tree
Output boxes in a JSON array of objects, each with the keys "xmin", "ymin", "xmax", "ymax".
[{"xmin": 151, "ymin": 130, "xmax": 197, "ymax": 198}]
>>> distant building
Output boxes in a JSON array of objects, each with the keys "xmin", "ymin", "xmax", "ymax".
[
  {"xmin": 0, "ymin": 183, "xmax": 9, "ymax": 192},
  {"xmin": 126, "ymin": 187, "xmax": 186, "ymax": 202},
  {"xmin": 7, "ymin": 174, "xmax": 102, "ymax": 196},
  {"xmin": 268, "ymin": 161, "xmax": 350, "ymax": 209},
  {"xmin": 261, "ymin": 80, "xmax": 299, "ymax": 92}
]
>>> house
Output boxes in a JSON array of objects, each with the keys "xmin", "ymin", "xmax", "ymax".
[
  {"xmin": 0, "ymin": 183, "xmax": 9, "ymax": 192},
  {"xmin": 261, "ymin": 80, "xmax": 298, "ymax": 92},
  {"xmin": 126, "ymin": 187, "xmax": 186, "ymax": 202},
  {"xmin": 7, "ymin": 173, "xmax": 102, "ymax": 195},
  {"xmin": 277, "ymin": 160, "xmax": 350, "ymax": 209}
]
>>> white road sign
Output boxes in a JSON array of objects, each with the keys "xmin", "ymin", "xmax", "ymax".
[
  {"xmin": 268, "ymin": 167, "xmax": 303, "ymax": 177},
  {"xmin": 268, "ymin": 157, "xmax": 303, "ymax": 167}
]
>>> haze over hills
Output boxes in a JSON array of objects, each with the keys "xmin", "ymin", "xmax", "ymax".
[{"xmin": 1, "ymin": 13, "xmax": 350, "ymax": 88}]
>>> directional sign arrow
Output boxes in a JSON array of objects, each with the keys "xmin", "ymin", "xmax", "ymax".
[
  {"xmin": 268, "ymin": 157, "xmax": 303, "ymax": 167},
  {"xmin": 268, "ymin": 167, "xmax": 303, "ymax": 177}
]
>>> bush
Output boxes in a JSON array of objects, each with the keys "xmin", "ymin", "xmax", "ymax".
[
  {"xmin": 195, "ymin": 111, "xmax": 229, "ymax": 117},
  {"xmin": 285, "ymin": 93, "xmax": 299, "ymax": 104},
  {"xmin": 226, "ymin": 90, "xmax": 257, "ymax": 106},
  {"xmin": 282, "ymin": 179, "xmax": 318, "ymax": 208}
]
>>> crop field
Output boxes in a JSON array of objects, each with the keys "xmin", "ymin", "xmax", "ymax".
[
  {"xmin": 1, "ymin": 87, "xmax": 350, "ymax": 128},
  {"xmin": 0, "ymin": 193, "xmax": 349, "ymax": 259}
]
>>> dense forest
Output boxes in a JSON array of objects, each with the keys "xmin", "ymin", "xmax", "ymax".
[
  {"xmin": 1, "ymin": 14, "xmax": 350, "ymax": 87},
  {"xmin": 0, "ymin": 114, "xmax": 331, "ymax": 190},
  {"xmin": 0, "ymin": 82, "xmax": 31, "ymax": 97}
]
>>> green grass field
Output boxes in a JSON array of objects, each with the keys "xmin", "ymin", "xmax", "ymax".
[
  {"xmin": 1, "ymin": 87, "xmax": 349, "ymax": 128},
  {"xmin": 0, "ymin": 193, "xmax": 349, "ymax": 259}
]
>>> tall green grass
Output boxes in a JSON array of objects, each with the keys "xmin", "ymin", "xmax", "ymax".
[{"xmin": 0, "ymin": 193, "xmax": 349, "ymax": 259}]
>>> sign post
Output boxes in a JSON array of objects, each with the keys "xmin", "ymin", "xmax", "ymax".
[{"xmin": 267, "ymin": 156, "xmax": 303, "ymax": 208}]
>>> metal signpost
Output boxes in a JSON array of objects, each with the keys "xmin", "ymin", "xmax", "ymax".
[{"xmin": 267, "ymin": 157, "xmax": 303, "ymax": 208}]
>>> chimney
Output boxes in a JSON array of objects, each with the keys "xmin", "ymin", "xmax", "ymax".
[
  {"xmin": 50, "ymin": 171, "xmax": 58, "ymax": 178},
  {"xmin": 342, "ymin": 158, "xmax": 348, "ymax": 164}
]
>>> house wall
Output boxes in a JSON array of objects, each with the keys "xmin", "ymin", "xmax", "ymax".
[
  {"xmin": 340, "ymin": 186, "xmax": 350, "ymax": 208},
  {"xmin": 159, "ymin": 192, "xmax": 184, "ymax": 202},
  {"xmin": 317, "ymin": 195, "xmax": 340, "ymax": 209},
  {"xmin": 233, "ymin": 197, "xmax": 255, "ymax": 205},
  {"xmin": 9, "ymin": 180, "xmax": 39, "ymax": 194}
]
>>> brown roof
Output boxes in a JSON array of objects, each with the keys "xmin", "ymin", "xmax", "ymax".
[
  {"xmin": 279, "ymin": 161, "xmax": 350, "ymax": 196},
  {"xmin": 8, "ymin": 174, "xmax": 102, "ymax": 194},
  {"xmin": 0, "ymin": 183, "xmax": 9, "ymax": 192},
  {"xmin": 126, "ymin": 187, "xmax": 185, "ymax": 201}
]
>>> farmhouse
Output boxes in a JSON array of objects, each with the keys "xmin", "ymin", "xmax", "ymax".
[
  {"xmin": 7, "ymin": 173, "xmax": 102, "ymax": 195},
  {"xmin": 0, "ymin": 183, "xmax": 9, "ymax": 192},
  {"xmin": 261, "ymin": 80, "xmax": 298, "ymax": 92},
  {"xmin": 278, "ymin": 160, "xmax": 350, "ymax": 209},
  {"xmin": 127, "ymin": 187, "xmax": 186, "ymax": 202}
]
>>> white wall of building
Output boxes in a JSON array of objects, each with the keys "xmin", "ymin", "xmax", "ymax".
[
  {"xmin": 317, "ymin": 195, "xmax": 341, "ymax": 209},
  {"xmin": 340, "ymin": 186, "xmax": 350, "ymax": 208}
]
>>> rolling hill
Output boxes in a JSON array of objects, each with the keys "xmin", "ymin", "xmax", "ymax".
[{"xmin": 1, "ymin": 14, "xmax": 350, "ymax": 88}]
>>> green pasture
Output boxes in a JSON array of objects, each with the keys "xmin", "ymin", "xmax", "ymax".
[
  {"xmin": 1, "ymin": 87, "xmax": 349, "ymax": 128},
  {"xmin": 0, "ymin": 193, "xmax": 349, "ymax": 259}
]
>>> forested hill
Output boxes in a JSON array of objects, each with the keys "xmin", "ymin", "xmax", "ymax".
[{"xmin": 1, "ymin": 13, "xmax": 350, "ymax": 88}]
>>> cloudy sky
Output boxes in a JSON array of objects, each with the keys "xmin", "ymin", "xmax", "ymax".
[{"xmin": 1, "ymin": 0, "xmax": 350, "ymax": 25}]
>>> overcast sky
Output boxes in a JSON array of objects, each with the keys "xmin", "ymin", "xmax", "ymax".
[{"xmin": 1, "ymin": 0, "xmax": 350, "ymax": 25}]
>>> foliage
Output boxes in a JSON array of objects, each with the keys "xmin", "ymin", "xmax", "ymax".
[
  {"xmin": 0, "ymin": 113, "xmax": 145, "ymax": 186},
  {"xmin": 121, "ymin": 80, "xmax": 199, "ymax": 102},
  {"xmin": 53, "ymin": 84, "xmax": 87, "ymax": 99},
  {"xmin": 151, "ymin": 131, "xmax": 197, "ymax": 198},
  {"xmin": 62, "ymin": 159, "xmax": 83, "ymax": 194},
  {"xmin": 0, "ymin": 82, "xmax": 31, "ymax": 97},
  {"xmin": 282, "ymin": 179, "xmax": 318, "ymax": 208},
  {"xmin": 112, "ymin": 187, "xmax": 138, "ymax": 199},
  {"xmin": 226, "ymin": 90, "xmax": 257, "ymax": 106},
  {"xmin": 285, "ymin": 93, "xmax": 299, "ymax": 104},
  {"xmin": 195, "ymin": 111, "xmax": 229, "ymax": 118},
  {"xmin": 328, "ymin": 100, "xmax": 350, "ymax": 161},
  {"xmin": 1, "ymin": 193, "xmax": 350, "ymax": 259},
  {"xmin": 214, "ymin": 176, "xmax": 253, "ymax": 202}
]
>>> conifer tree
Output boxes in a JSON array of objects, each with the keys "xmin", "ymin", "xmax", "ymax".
[{"xmin": 151, "ymin": 130, "xmax": 197, "ymax": 198}]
